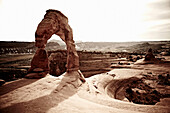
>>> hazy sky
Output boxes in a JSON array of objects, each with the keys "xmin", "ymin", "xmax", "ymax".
[{"xmin": 0, "ymin": 0, "xmax": 170, "ymax": 42}]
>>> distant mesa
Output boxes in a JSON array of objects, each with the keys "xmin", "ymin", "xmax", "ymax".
[
  {"xmin": 1, "ymin": 41, "xmax": 170, "ymax": 55},
  {"xmin": 48, "ymin": 39, "xmax": 65, "ymax": 46}
]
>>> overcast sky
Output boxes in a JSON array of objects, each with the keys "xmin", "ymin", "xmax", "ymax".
[{"xmin": 0, "ymin": 0, "xmax": 170, "ymax": 42}]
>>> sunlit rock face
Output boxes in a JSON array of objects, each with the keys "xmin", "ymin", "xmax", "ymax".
[
  {"xmin": 26, "ymin": 9, "xmax": 83, "ymax": 79},
  {"xmin": 28, "ymin": 48, "xmax": 49, "ymax": 73},
  {"xmin": 25, "ymin": 48, "xmax": 49, "ymax": 78}
]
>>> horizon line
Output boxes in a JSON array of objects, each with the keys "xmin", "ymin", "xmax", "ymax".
[{"xmin": 0, "ymin": 40, "xmax": 170, "ymax": 43}]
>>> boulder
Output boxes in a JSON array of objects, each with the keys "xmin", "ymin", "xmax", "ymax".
[
  {"xmin": 49, "ymin": 52, "xmax": 67, "ymax": 76},
  {"xmin": 160, "ymin": 52, "xmax": 169, "ymax": 56},
  {"xmin": 144, "ymin": 48, "xmax": 155, "ymax": 61},
  {"xmin": 0, "ymin": 79, "xmax": 5, "ymax": 86},
  {"xmin": 127, "ymin": 55, "xmax": 143, "ymax": 62},
  {"xmin": 25, "ymin": 72, "xmax": 48, "ymax": 79},
  {"xmin": 33, "ymin": 68, "xmax": 44, "ymax": 72}
]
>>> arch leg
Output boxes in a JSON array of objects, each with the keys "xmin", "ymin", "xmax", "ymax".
[{"xmin": 64, "ymin": 31, "xmax": 79, "ymax": 72}]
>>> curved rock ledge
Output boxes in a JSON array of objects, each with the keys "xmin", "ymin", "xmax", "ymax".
[{"xmin": 0, "ymin": 65, "xmax": 170, "ymax": 113}]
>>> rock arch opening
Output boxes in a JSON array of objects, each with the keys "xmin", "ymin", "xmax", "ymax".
[{"xmin": 26, "ymin": 9, "xmax": 85, "ymax": 82}]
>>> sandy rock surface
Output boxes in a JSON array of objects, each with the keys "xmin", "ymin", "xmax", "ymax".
[{"xmin": 0, "ymin": 63, "xmax": 170, "ymax": 113}]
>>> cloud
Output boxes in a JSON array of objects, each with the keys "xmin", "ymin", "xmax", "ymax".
[
  {"xmin": 144, "ymin": 0, "xmax": 170, "ymax": 21},
  {"xmin": 0, "ymin": 0, "xmax": 169, "ymax": 42},
  {"xmin": 138, "ymin": 0, "xmax": 170, "ymax": 40}
]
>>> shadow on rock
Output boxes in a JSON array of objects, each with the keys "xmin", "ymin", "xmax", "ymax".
[
  {"xmin": 0, "ymin": 72, "xmax": 83, "ymax": 113},
  {"xmin": 0, "ymin": 78, "xmax": 38, "ymax": 96},
  {"xmin": 105, "ymin": 76, "xmax": 163, "ymax": 105}
]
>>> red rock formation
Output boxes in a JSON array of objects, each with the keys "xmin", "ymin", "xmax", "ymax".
[
  {"xmin": 0, "ymin": 79, "xmax": 5, "ymax": 86},
  {"xmin": 35, "ymin": 9, "xmax": 79, "ymax": 71},
  {"xmin": 26, "ymin": 9, "xmax": 85, "ymax": 81},
  {"xmin": 28, "ymin": 48, "xmax": 49, "ymax": 72},
  {"xmin": 49, "ymin": 52, "xmax": 67, "ymax": 76},
  {"xmin": 26, "ymin": 48, "xmax": 49, "ymax": 78},
  {"xmin": 144, "ymin": 48, "xmax": 155, "ymax": 61}
]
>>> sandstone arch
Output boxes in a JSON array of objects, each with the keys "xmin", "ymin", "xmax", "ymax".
[{"xmin": 26, "ymin": 9, "xmax": 85, "ymax": 82}]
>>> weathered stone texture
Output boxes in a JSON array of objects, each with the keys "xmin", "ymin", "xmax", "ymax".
[
  {"xmin": 26, "ymin": 9, "xmax": 84, "ymax": 79},
  {"xmin": 28, "ymin": 48, "xmax": 49, "ymax": 73},
  {"xmin": 144, "ymin": 48, "xmax": 155, "ymax": 61},
  {"xmin": 49, "ymin": 52, "xmax": 67, "ymax": 76}
]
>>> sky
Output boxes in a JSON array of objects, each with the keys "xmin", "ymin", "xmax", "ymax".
[{"xmin": 0, "ymin": 0, "xmax": 170, "ymax": 42}]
